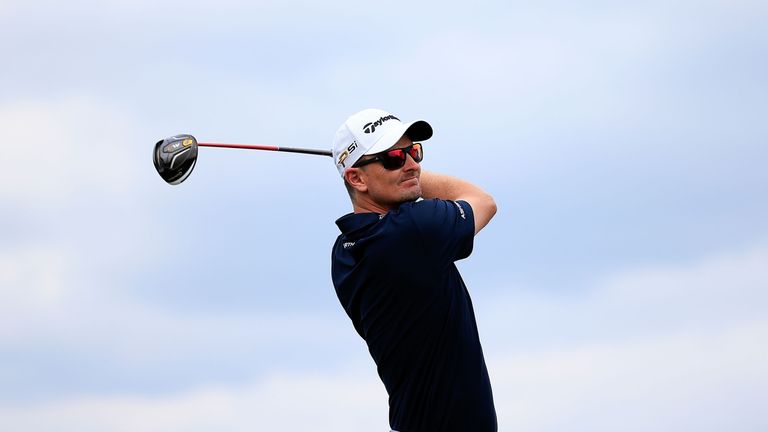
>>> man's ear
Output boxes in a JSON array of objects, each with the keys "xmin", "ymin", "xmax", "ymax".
[{"xmin": 344, "ymin": 168, "xmax": 368, "ymax": 193}]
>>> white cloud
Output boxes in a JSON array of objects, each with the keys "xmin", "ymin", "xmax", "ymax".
[
  {"xmin": 479, "ymin": 244, "xmax": 768, "ymax": 349},
  {"xmin": 476, "ymin": 243, "xmax": 768, "ymax": 431},
  {"xmin": 1, "ymin": 321, "xmax": 764, "ymax": 432},
  {"xmin": 0, "ymin": 96, "xmax": 144, "ymax": 207},
  {"xmin": 0, "ymin": 369, "xmax": 388, "ymax": 432},
  {"xmin": 0, "ymin": 2, "xmax": 766, "ymax": 430},
  {"xmin": 490, "ymin": 321, "xmax": 768, "ymax": 432},
  {"xmin": 595, "ymin": 244, "xmax": 768, "ymax": 329},
  {"xmin": 2, "ymin": 242, "xmax": 766, "ymax": 431},
  {"xmin": 0, "ymin": 96, "xmax": 167, "ymax": 313},
  {"xmin": 0, "ymin": 244, "xmax": 73, "ymax": 333}
]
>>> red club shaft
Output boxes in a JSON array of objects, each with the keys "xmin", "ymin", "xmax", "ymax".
[{"xmin": 198, "ymin": 142, "xmax": 332, "ymax": 157}]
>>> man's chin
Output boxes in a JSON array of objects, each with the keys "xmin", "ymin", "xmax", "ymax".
[{"xmin": 399, "ymin": 186, "xmax": 422, "ymax": 203}]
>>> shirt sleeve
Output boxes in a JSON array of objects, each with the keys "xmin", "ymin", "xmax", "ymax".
[{"xmin": 406, "ymin": 199, "xmax": 475, "ymax": 265}]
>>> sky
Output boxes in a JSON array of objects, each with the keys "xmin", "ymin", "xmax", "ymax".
[{"xmin": 1, "ymin": 0, "xmax": 767, "ymax": 430}]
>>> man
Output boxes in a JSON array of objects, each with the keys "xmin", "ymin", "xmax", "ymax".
[{"xmin": 330, "ymin": 108, "xmax": 498, "ymax": 431}]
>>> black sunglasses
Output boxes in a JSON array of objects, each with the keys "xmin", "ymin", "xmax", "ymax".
[{"xmin": 353, "ymin": 143, "xmax": 423, "ymax": 170}]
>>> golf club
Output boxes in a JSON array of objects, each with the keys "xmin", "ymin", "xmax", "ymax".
[{"xmin": 153, "ymin": 134, "xmax": 332, "ymax": 185}]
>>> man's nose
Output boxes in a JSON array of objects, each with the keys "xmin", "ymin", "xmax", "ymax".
[{"xmin": 402, "ymin": 151, "xmax": 420, "ymax": 171}]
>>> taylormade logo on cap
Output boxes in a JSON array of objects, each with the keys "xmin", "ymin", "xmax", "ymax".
[
  {"xmin": 363, "ymin": 115, "xmax": 399, "ymax": 134},
  {"xmin": 332, "ymin": 108, "xmax": 434, "ymax": 177}
]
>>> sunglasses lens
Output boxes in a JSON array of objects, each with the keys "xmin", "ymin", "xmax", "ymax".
[
  {"xmin": 381, "ymin": 151, "xmax": 406, "ymax": 169},
  {"xmin": 376, "ymin": 144, "xmax": 424, "ymax": 170},
  {"xmin": 409, "ymin": 143, "xmax": 423, "ymax": 162}
]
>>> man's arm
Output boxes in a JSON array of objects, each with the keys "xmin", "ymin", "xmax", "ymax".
[{"xmin": 419, "ymin": 171, "xmax": 497, "ymax": 234}]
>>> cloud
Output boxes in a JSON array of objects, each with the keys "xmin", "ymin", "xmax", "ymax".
[
  {"xmin": 478, "ymin": 244, "xmax": 768, "ymax": 349},
  {"xmin": 0, "ymin": 369, "xmax": 389, "ymax": 432},
  {"xmin": 0, "ymin": 96, "xmax": 166, "ymax": 297},
  {"xmin": 476, "ymin": 243, "xmax": 768, "ymax": 431},
  {"xmin": 2, "ymin": 325, "xmax": 764, "ymax": 432},
  {"xmin": 2, "ymin": 238, "xmax": 766, "ymax": 430},
  {"xmin": 490, "ymin": 321, "xmax": 768, "ymax": 432},
  {"xmin": 1, "ymin": 2, "xmax": 766, "ymax": 430},
  {"xmin": 0, "ymin": 244, "xmax": 74, "ymax": 337},
  {"xmin": 0, "ymin": 97, "xmax": 144, "ymax": 206}
]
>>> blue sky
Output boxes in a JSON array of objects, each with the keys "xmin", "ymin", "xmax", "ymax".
[{"xmin": 1, "ymin": 0, "xmax": 767, "ymax": 430}]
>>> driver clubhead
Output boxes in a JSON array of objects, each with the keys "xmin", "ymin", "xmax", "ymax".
[{"xmin": 153, "ymin": 134, "xmax": 198, "ymax": 185}]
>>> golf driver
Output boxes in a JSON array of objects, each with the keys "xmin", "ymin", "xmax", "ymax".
[{"xmin": 153, "ymin": 134, "xmax": 332, "ymax": 185}]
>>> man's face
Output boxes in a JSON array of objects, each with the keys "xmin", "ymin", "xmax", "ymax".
[{"xmin": 357, "ymin": 135, "xmax": 422, "ymax": 208}]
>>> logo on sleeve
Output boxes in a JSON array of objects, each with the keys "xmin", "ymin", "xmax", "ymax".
[{"xmin": 453, "ymin": 201, "xmax": 466, "ymax": 220}]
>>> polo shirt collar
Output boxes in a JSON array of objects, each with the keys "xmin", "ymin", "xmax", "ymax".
[{"xmin": 335, "ymin": 212, "xmax": 383, "ymax": 234}]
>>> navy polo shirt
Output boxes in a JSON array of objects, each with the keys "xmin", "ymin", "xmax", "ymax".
[{"xmin": 331, "ymin": 199, "xmax": 497, "ymax": 432}]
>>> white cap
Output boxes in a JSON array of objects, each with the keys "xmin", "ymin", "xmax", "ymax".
[{"xmin": 332, "ymin": 108, "xmax": 433, "ymax": 177}]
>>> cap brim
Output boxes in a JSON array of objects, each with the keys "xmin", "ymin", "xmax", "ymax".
[{"xmin": 364, "ymin": 120, "xmax": 433, "ymax": 155}]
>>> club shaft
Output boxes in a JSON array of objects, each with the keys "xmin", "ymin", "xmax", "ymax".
[{"xmin": 198, "ymin": 142, "xmax": 332, "ymax": 157}]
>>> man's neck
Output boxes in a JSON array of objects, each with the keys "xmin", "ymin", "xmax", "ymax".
[
  {"xmin": 353, "ymin": 201, "xmax": 391, "ymax": 215},
  {"xmin": 352, "ymin": 194, "xmax": 402, "ymax": 215}
]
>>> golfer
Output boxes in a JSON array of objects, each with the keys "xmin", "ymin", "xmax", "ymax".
[{"xmin": 331, "ymin": 108, "xmax": 498, "ymax": 431}]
